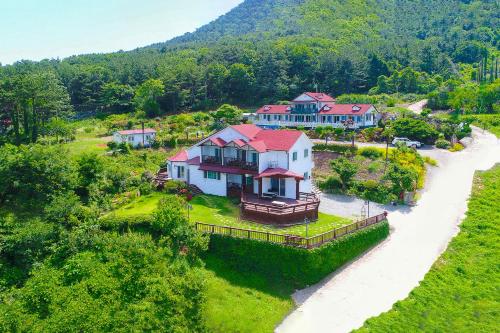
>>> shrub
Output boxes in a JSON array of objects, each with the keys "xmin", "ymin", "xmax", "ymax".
[
  {"xmin": 351, "ymin": 180, "xmax": 396, "ymax": 204},
  {"xmin": 358, "ymin": 147, "xmax": 383, "ymax": 160},
  {"xmin": 331, "ymin": 157, "xmax": 358, "ymax": 189},
  {"xmin": 435, "ymin": 139, "xmax": 451, "ymax": 149},
  {"xmin": 207, "ymin": 221, "xmax": 389, "ymax": 288},
  {"xmin": 424, "ymin": 156, "xmax": 438, "ymax": 166},
  {"xmin": 163, "ymin": 180, "xmax": 187, "ymax": 194},
  {"xmin": 391, "ymin": 117, "xmax": 439, "ymax": 144},
  {"xmin": 449, "ymin": 143, "xmax": 464, "ymax": 152},
  {"xmin": 319, "ymin": 176, "xmax": 343, "ymax": 193},
  {"xmin": 314, "ymin": 143, "xmax": 358, "ymax": 155},
  {"xmin": 98, "ymin": 214, "xmax": 155, "ymax": 233},
  {"xmin": 107, "ymin": 141, "xmax": 118, "ymax": 150}
]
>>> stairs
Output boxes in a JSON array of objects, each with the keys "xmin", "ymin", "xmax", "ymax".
[
  {"xmin": 311, "ymin": 181, "xmax": 322, "ymax": 197},
  {"xmin": 188, "ymin": 184, "xmax": 204, "ymax": 196}
]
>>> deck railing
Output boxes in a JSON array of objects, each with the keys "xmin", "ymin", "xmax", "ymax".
[{"xmin": 195, "ymin": 212, "xmax": 387, "ymax": 249}]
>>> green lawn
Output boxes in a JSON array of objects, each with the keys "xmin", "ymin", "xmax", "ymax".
[
  {"xmin": 111, "ymin": 192, "xmax": 352, "ymax": 237},
  {"xmin": 63, "ymin": 127, "xmax": 110, "ymax": 156},
  {"xmin": 356, "ymin": 165, "xmax": 500, "ymax": 332},
  {"xmin": 202, "ymin": 255, "xmax": 294, "ymax": 333}
]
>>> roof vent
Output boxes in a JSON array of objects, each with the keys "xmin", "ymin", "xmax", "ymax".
[
  {"xmin": 352, "ymin": 105, "xmax": 361, "ymax": 112},
  {"xmin": 286, "ymin": 106, "xmax": 292, "ymax": 111},
  {"xmin": 323, "ymin": 106, "xmax": 331, "ymax": 111},
  {"xmin": 264, "ymin": 106, "xmax": 271, "ymax": 111}
]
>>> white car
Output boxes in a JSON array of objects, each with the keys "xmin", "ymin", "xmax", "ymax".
[{"xmin": 392, "ymin": 137, "xmax": 422, "ymax": 148}]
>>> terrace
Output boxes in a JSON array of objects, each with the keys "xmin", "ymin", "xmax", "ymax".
[{"xmin": 240, "ymin": 192, "xmax": 320, "ymax": 225}]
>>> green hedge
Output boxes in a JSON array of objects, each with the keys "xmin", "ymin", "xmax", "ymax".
[
  {"xmin": 313, "ymin": 143, "xmax": 358, "ymax": 155},
  {"xmin": 207, "ymin": 220, "xmax": 389, "ymax": 288},
  {"xmin": 98, "ymin": 214, "xmax": 155, "ymax": 233}
]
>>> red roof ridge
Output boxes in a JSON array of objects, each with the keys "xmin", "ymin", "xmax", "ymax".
[{"xmin": 169, "ymin": 149, "xmax": 188, "ymax": 162}]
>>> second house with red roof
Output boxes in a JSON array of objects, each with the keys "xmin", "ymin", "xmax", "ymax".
[
  {"xmin": 253, "ymin": 92, "xmax": 380, "ymax": 129},
  {"xmin": 167, "ymin": 124, "xmax": 314, "ymax": 201}
]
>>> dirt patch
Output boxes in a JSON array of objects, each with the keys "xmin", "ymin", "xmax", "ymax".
[{"xmin": 313, "ymin": 151, "xmax": 340, "ymax": 178}]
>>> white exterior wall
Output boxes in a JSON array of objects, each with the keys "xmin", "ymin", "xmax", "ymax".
[
  {"xmin": 169, "ymin": 162, "xmax": 188, "ymax": 181},
  {"xmin": 188, "ymin": 167, "xmax": 227, "ymax": 196},
  {"xmin": 288, "ymin": 133, "xmax": 314, "ymax": 194},
  {"xmin": 258, "ymin": 150, "xmax": 288, "ymax": 172},
  {"xmin": 113, "ymin": 132, "xmax": 156, "ymax": 147}
]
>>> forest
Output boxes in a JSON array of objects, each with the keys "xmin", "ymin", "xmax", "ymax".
[{"xmin": 1, "ymin": 0, "xmax": 499, "ymax": 145}]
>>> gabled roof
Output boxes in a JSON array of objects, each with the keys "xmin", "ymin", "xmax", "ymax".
[
  {"xmin": 256, "ymin": 105, "xmax": 292, "ymax": 114},
  {"xmin": 318, "ymin": 104, "xmax": 374, "ymax": 115},
  {"xmin": 246, "ymin": 140, "xmax": 267, "ymax": 153},
  {"xmin": 294, "ymin": 92, "xmax": 335, "ymax": 102},
  {"xmin": 231, "ymin": 124, "xmax": 263, "ymax": 138},
  {"xmin": 208, "ymin": 137, "xmax": 227, "ymax": 147},
  {"xmin": 255, "ymin": 168, "xmax": 304, "ymax": 180},
  {"xmin": 253, "ymin": 129, "xmax": 303, "ymax": 151},
  {"xmin": 117, "ymin": 128, "xmax": 156, "ymax": 135},
  {"xmin": 169, "ymin": 149, "xmax": 188, "ymax": 162}
]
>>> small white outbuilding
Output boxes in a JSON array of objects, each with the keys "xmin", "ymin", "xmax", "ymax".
[{"xmin": 113, "ymin": 128, "xmax": 156, "ymax": 148}]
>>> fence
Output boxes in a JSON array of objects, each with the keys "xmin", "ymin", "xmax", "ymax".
[{"xmin": 195, "ymin": 212, "xmax": 387, "ymax": 249}]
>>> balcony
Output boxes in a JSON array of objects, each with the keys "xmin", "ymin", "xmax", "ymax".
[
  {"xmin": 223, "ymin": 157, "xmax": 258, "ymax": 171},
  {"xmin": 202, "ymin": 155, "xmax": 221, "ymax": 165}
]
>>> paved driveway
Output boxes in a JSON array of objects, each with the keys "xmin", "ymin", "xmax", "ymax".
[{"xmin": 277, "ymin": 128, "xmax": 500, "ymax": 333}]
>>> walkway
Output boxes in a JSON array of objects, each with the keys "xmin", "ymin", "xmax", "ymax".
[{"xmin": 277, "ymin": 128, "xmax": 500, "ymax": 333}]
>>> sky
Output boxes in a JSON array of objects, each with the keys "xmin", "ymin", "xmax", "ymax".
[{"xmin": 0, "ymin": 0, "xmax": 244, "ymax": 65}]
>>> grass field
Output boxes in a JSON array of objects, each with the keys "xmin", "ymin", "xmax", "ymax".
[
  {"xmin": 202, "ymin": 255, "xmax": 294, "ymax": 333},
  {"xmin": 356, "ymin": 164, "xmax": 500, "ymax": 332},
  {"xmin": 110, "ymin": 192, "xmax": 352, "ymax": 237}
]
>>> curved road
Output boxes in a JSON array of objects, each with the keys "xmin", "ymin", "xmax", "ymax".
[{"xmin": 277, "ymin": 128, "xmax": 500, "ymax": 333}]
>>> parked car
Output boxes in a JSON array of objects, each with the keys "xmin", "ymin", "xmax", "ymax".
[{"xmin": 392, "ymin": 137, "xmax": 422, "ymax": 148}]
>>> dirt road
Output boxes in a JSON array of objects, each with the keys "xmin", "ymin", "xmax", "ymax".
[{"xmin": 277, "ymin": 128, "xmax": 500, "ymax": 333}]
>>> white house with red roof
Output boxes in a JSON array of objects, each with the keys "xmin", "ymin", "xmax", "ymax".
[
  {"xmin": 254, "ymin": 92, "xmax": 379, "ymax": 129},
  {"xmin": 113, "ymin": 128, "xmax": 156, "ymax": 147},
  {"xmin": 167, "ymin": 124, "xmax": 314, "ymax": 200}
]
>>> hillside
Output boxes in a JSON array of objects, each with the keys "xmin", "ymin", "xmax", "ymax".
[{"xmin": 0, "ymin": 0, "xmax": 498, "ymax": 119}]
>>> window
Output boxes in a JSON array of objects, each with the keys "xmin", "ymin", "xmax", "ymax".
[
  {"xmin": 251, "ymin": 152, "xmax": 258, "ymax": 163},
  {"xmin": 177, "ymin": 166, "xmax": 185, "ymax": 178},
  {"xmin": 274, "ymin": 115, "xmax": 280, "ymax": 120},
  {"xmin": 292, "ymin": 152, "xmax": 298, "ymax": 161},
  {"xmin": 334, "ymin": 116, "xmax": 340, "ymax": 123},
  {"xmin": 304, "ymin": 149, "xmax": 309, "ymax": 158},
  {"xmin": 304, "ymin": 172, "xmax": 309, "ymax": 180},
  {"xmin": 327, "ymin": 116, "xmax": 332, "ymax": 123},
  {"xmin": 204, "ymin": 170, "xmax": 221, "ymax": 180},
  {"xmin": 128, "ymin": 136, "xmax": 134, "ymax": 142}
]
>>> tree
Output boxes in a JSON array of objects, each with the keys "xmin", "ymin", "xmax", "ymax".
[
  {"xmin": 330, "ymin": 157, "xmax": 358, "ymax": 189},
  {"xmin": 227, "ymin": 63, "xmax": 255, "ymax": 103},
  {"xmin": 100, "ymin": 82, "xmax": 134, "ymax": 113},
  {"xmin": 212, "ymin": 104, "xmax": 243, "ymax": 126},
  {"xmin": 133, "ymin": 79, "xmax": 164, "ymax": 117},
  {"xmin": 153, "ymin": 196, "xmax": 208, "ymax": 262},
  {"xmin": 383, "ymin": 163, "xmax": 418, "ymax": 200}
]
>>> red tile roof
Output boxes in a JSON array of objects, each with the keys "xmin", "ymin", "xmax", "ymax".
[
  {"xmin": 255, "ymin": 168, "xmax": 304, "ymax": 180},
  {"xmin": 231, "ymin": 124, "xmax": 263, "ymax": 138},
  {"xmin": 295, "ymin": 92, "xmax": 335, "ymax": 102},
  {"xmin": 187, "ymin": 156, "xmax": 200, "ymax": 165},
  {"xmin": 117, "ymin": 128, "xmax": 156, "ymax": 135},
  {"xmin": 230, "ymin": 138, "xmax": 247, "ymax": 147},
  {"xmin": 319, "ymin": 104, "xmax": 373, "ymax": 115},
  {"xmin": 253, "ymin": 129, "xmax": 303, "ymax": 151},
  {"xmin": 209, "ymin": 137, "xmax": 227, "ymax": 147},
  {"xmin": 169, "ymin": 149, "xmax": 188, "ymax": 162},
  {"xmin": 256, "ymin": 105, "xmax": 292, "ymax": 114},
  {"xmin": 247, "ymin": 140, "xmax": 267, "ymax": 153}
]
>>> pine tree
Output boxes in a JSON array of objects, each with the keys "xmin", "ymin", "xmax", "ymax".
[
  {"xmin": 495, "ymin": 57, "xmax": 498, "ymax": 80},
  {"xmin": 489, "ymin": 56, "xmax": 494, "ymax": 82}
]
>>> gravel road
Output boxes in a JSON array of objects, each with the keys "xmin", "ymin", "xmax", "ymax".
[{"xmin": 277, "ymin": 127, "xmax": 500, "ymax": 333}]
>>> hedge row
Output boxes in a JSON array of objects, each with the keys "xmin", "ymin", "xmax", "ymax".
[
  {"xmin": 313, "ymin": 143, "xmax": 358, "ymax": 154},
  {"xmin": 98, "ymin": 214, "xmax": 155, "ymax": 234},
  {"xmin": 207, "ymin": 220, "xmax": 389, "ymax": 288}
]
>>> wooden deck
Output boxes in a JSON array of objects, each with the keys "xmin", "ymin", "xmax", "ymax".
[{"xmin": 240, "ymin": 192, "xmax": 320, "ymax": 225}]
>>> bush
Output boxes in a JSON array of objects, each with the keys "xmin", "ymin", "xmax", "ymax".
[
  {"xmin": 207, "ymin": 221, "xmax": 389, "ymax": 288},
  {"xmin": 424, "ymin": 156, "xmax": 438, "ymax": 166},
  {"xmin": 435, "ymin": 139, "xmax": 451, "ymax": 149},
  {"xmin": 313, "ymin": 143, "xmax": 358, "ymax": 155},
  {"xmin": 449, "ymin": 143, "xmax": 464, "ymax": 152},
  {"xmin": 107, "ymin": 141, "xmax": 118, "ymax": 150},
  {"xmin": 163, "ymin": 180, "xmax": 187, "ymax": 194},
  {"xmin": 358, "ymin": 147, "xmax": 383, "ymax": 160},
  {"xmin": 98, "ymin": 214, "xmax": 155, "ymax": 233},
  {"xmin": 319, "ymin": 176, "xmax": 343, "ymax": 193},
  {"xmin": 351, "ymin": 180, "xmax": 396, "ymax": 204},
  {"xmin": 391, "ymin": 117, "xmax": 439, "ymax": 144}
]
